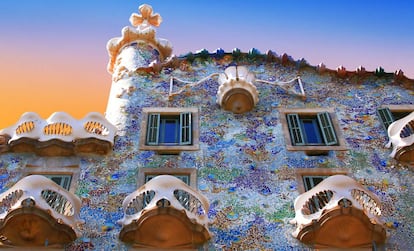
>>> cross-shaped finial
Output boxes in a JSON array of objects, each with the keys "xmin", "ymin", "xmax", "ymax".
[{"xmin": 129, "ymin": 4, "xmax": 162, "ymax": 28}]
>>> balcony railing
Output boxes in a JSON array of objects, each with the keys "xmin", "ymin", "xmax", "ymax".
[
  {"xmin": 386, "ymin": 111, "xmax": 414, "ymax": 162},
  {"xmin": 0, "ymin": 175, "xmax": 83, "ymax": 247},
  {"xmin": 118, "ymin": 175, "xmax": 210, "ymax": 248},
  {"xmin": 290, "ymin": 175, "xmax": 386, "ymax": 248},
  {"xmin": 0, "ymin": 112, "xmax": 117, "ymax": 155}
]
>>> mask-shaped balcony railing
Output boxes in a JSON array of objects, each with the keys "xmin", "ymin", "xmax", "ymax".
[
  {"xmin": 0, "ymin": 112, "xmax": 117, "ymax": 155},
  {"xmin": 386, "ymin": 111, "xmax": 414, "ymax": 163},
  {"xmin": 118, "ymin": 175, "xmax": 211, "ymax": 249},
  {"xmin": 290, "ymin": 175, "xmax": 386, "ymax": 249},
  {"xmin": 0, "ymin": 175, "xmax": 83, "ymax": 247}
]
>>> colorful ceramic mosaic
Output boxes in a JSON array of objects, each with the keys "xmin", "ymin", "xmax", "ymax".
[{"xmin": 1, "ymin": 4, "xmax": 414, "ymax": 250}]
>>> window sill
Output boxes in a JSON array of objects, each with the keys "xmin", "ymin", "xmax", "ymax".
[
  {"xmin": 139, "ymin": 144, "xmax": 199, "ymax": 154},
  {"xmin": 286, "ymin": 145, "xmax": 348, "ymax": 155}
]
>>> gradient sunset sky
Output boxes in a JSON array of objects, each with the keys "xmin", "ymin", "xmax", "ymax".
[{"xmin": 1, "ymin": 0, "xmax": 413, "ymax": 129}]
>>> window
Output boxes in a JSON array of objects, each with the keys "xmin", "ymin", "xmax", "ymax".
[
  {"xmin": 138, "ymin": 168, "xmax": 197, "ymax": 188},
  {"xmin": 138, "ymin": 168, "xmax": 197, "ymax": 209},
  {"xmin": 43, "ymin": 174, "xmax": 72, "ymax": 190},
  {"xmin": 295, "ymin": 168, "xmax": 349, "ymax": 193},
  {"xmin": 24, "ymin": 156, "xmax": 80, "ymax": 192},
  {"xmin": 302, "ymin": 175, "xmax": 327, "ymax": 192},
  {"xmin": 377, "ymin": 105, "xmax": 414, "ymax": 134},
  {"xmin": 280, "ymin": 108, "xmax": 347, "ymax": 155},
  {"xmin": 145, "ymin": 173, "xmax": 190, "ymax": 184},
  {"xmin": 139, "ymin": 107, "xmax": 199, "ymax": 154}
]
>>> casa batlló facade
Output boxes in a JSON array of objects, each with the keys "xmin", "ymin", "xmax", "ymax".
[{"xmin": 0, "ymin": 4, "xmax": 413, "ymax": 250}]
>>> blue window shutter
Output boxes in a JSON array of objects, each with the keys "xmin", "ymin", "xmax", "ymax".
[
  {"xmin": 287, "ymin": 114, "xmax": 305, "ymax": 145},
  {"xmin": 180, "ymin": 112, "xmax": 192, "ymax": 145},
  {"xmin": 377, "ymin": 107, "xmax": 394, "ymax": 130},
  {"xmin": 317, "ymin": 112, "xmax": 338, "ymax": 146},
  {"xmin": 146, "ymin": 113, "xmax": 160, "ymax": 145}
]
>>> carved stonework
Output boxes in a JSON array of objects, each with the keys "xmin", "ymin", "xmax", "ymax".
[
  {"xmin": 216, "ymin": 66, "xmax": 259, "ymax": 114},
  {"xmin": 0, "ymin": 112, "xmax": 116, "ymax": 156},
  {"xmin": 0, "ymin": 175, "xmax": 83, "ymax": 247},
  {"xmin": 290, "ymin": 175, "xmax": 386, "ymax": 249},
  {"xmin": 106, "ymin": 4, "xmax": 172, "ymax": 76},
  {"xmin": 118, "ymin": 175, "xmax": 210, "ymax": 248},
  {"xmin": 386, "ymin": 111, "xmax": 414, "ymax": 164}
]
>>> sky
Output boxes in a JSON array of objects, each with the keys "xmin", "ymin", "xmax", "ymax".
[{"xmin": 0, "ymin": 0, "xmax": 413, "ymax": 129}]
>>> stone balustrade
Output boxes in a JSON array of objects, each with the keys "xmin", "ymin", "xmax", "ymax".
[
  {"xmin": 119, "ymin": 175, "xmax": 209, "ymax": 228},
  {"xmin": 118, "ymin": 175, "xmax": 210, "ymax": 248},
  {"xmin": 1, "ymin": 112, "xmax": 116, "ymax": 144},
  {"xmin": 0, "ymin": 112, "xmax": 117, "ymax": 155},
  {"xmin": 386, "ymin": 111, "xmax": 414, "ymax": 161},
  {"xmin": 291, "ymin": 175, "xmax": 386, "ymax": 248},
  {"xmin": 0, "ymin": 175, "xmax": 83, "ymax": 246}
]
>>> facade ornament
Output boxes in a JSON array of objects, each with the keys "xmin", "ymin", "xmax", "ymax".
[
  {"xmin": 356, "ymin": 65, "xmax": 366, "ymax": 75},
  {"xmin": 0, "ymin": 112, "xmax": 117, "ymax": 155},
  {"xmin": 316, "ymin": 63, "xmax": 326, "ymax": 74},
  {"xmin": 291, "ymin": 175, "xmax": 386, "ymax": 248},
  {"xmin": 118, "ymin": 175, "xmax": 210, "ymax": 248},
  {"xmin": 0, "ymin": 175, "xmax": 83, "ymax": 247},
  {"xmin": 216, "ymin": 66, "xmax": 259, "ymax": 113},
  {"xmin": 129, "ymin": 4, "xmax": 162, "ymax": 29},
  {"xmin": 169, "ymin": 65, "xmax": 305, "ymax": 113},
  {"xmin": 386, "ymin": 111, "xmax": 414, "ymax": 163},
  {"xmin": 336, "ymin": 65, "xmax": 347, "ymax": 78},
  {"xmin": 106, "ymin": 4, "xmax": 172, "ymax": 75}
]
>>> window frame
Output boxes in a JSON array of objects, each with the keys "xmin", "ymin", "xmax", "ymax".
[
  {"xmin": 377, "ymin": 104, "xmax": 414, "ymax": 133},
  {"xmin": 295, "ymin": 168, "xmax": 349, "ymax": 193},
  {"xmin": 137, "ymin": 168, "xmax": 197, "ymax": 189},
  {"xmin": 24, "ymin": 157, "xmax": 80, "ymax": 193},
  {"xmin": 42, "ymin": 174, "xmax": 73, "ymax": 190},
  {"xmin": 138, "ymin": 168, "xmax": 197, "ymax": 210},
  {"xmin": 139, "ymin": 107, "xmax": 199, "ymax": 154},
  {"xmin": 280, "ymin": 108, "xmax": 347, "ymax": 154}
]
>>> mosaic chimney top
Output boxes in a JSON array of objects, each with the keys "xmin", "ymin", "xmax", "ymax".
[{"xmin": 106, "ymin": 4, "xmax": 173, "ymax": 75}]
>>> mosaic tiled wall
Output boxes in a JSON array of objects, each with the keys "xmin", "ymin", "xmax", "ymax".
[{"xmin": 1, "ymin": 49, "xmax": 413, "ymax": 250}]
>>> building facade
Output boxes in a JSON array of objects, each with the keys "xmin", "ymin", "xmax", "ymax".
[{"xmin": 0, "ymin": 4, "xmax": 413, "ymax": 250}]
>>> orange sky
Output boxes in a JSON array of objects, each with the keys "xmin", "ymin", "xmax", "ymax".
[{"xmin": 0, "ymin": 35, "xmax": 112, "ymax": 129}]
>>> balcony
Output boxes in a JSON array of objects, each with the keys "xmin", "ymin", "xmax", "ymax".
[
  {"xmin": 0, "ymin": 112, "xmax": 117, "ymax": 156},
  {"xmin": 118, "ymin": 175, "xmax": 211, "ymax": 249},
  {"xmin": 216, "ymin": 66, "xmax": 259, "ymax": 114},
  {"xmin": 0, "ymin": 175, "xmax": 83, "ymax": 247},
  {"xmin": 290, "ymin": 175, "xmax": 386, "ymax": 249},
  {"xmin": 386, "ymin": 111, "xmax": 414, "ymax": 164}
]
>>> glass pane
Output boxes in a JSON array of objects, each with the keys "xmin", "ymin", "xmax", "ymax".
[
  {"xmin": 145, "ymin": 174, "xmax": 190, "ymax": 185},
  {"xmin": 303, "ymin": 176, "xmax": 328, "ymax": 191},
  {"xmin": 44, "ymin": 175, "xmax": 72, "ymax": 190},
  {"xmin": 160, "ymin": 117, "xmax": 179, "ymax": 144},
  {"xmin": 302, "ymin": 119, "xmax": 322, "ymax": 144},
  {"xmin": 393, "ymin": 111, "xmax": 411, "ymax": 120}
]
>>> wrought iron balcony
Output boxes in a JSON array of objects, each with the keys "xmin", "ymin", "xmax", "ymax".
[
  {"xmin": 118, "ymin": 175, "xmax": 211, "ymax": 248},
  {"xmin": 0, "ymin": 175, "xmax": 83, "ymax": 247},
  {"xmin": 386, "ymin": 111, "xmax": 414, "ymax": 164},
  {"xmin": 0, "ymin": 112, "xmax": 117, "ymax": 156},
  {"xmin": 290, "ymin": 175, "xmax": 386, "ymax": 249}
]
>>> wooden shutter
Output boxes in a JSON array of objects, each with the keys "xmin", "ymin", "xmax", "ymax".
[
  {"xmin": 179, "ymin": 112, "xmax": 192, "ymax": 145},
  {"xmin": 377, "ymin": 107, "xmax": 394, "ymax": 130},
  {"xmin": 317, "ymin": 112, "xmax": 338, "ymax": 146},
  {"xmin": 287, "ymin": 114, "xmax": 305, "ymax": 145},
  {"xmin": 146, "ymin": 113, "xmax": 160, "ymax": 145}
]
